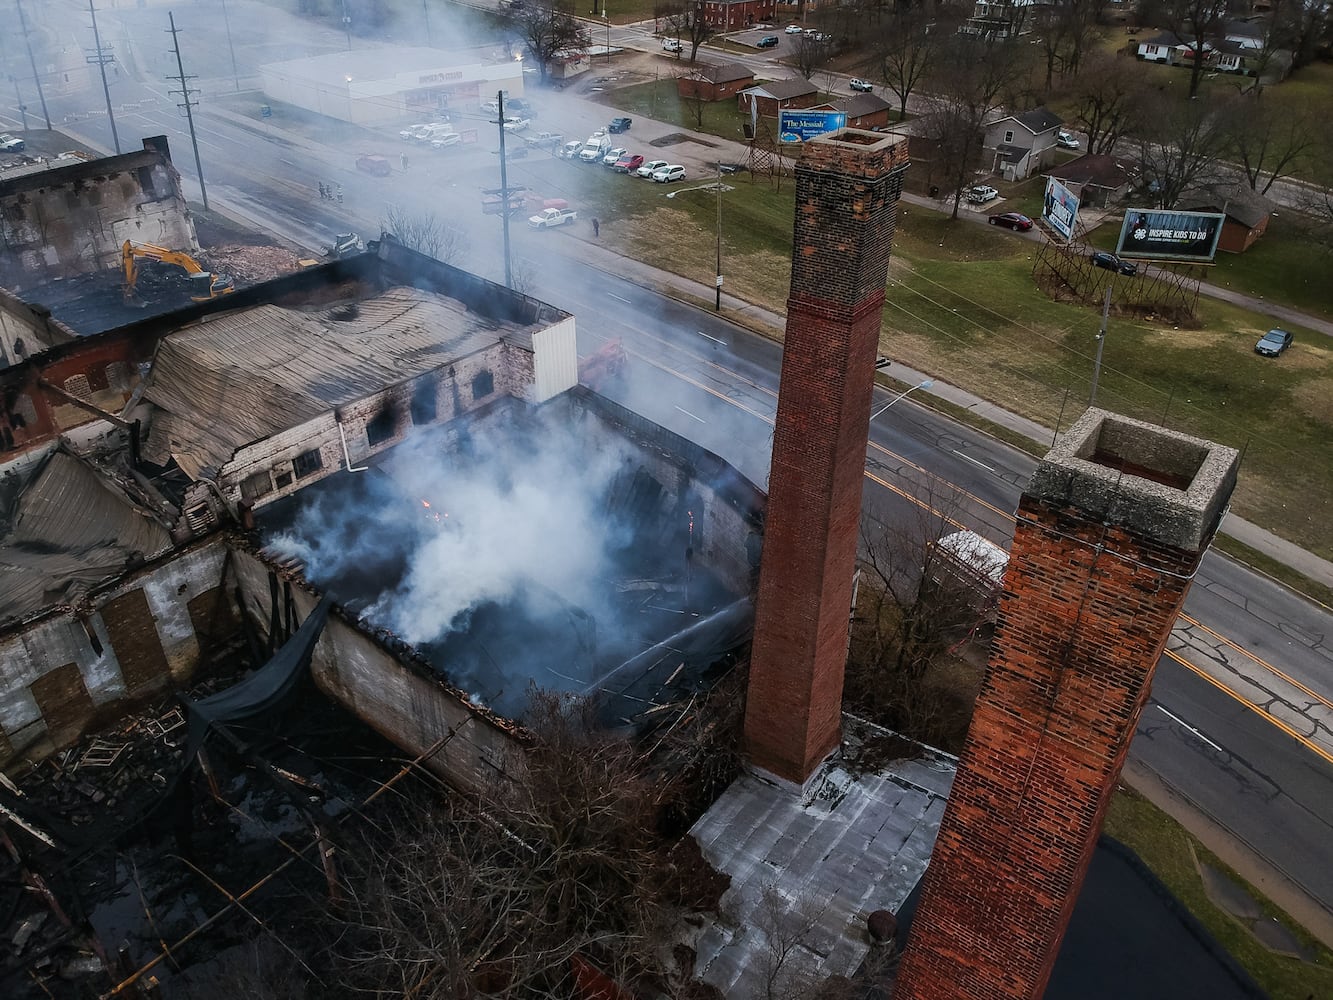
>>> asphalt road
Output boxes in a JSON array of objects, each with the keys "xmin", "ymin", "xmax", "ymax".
[{"xmin": 7, "ymin": 0, "xmax": 1333, "ymax": 938}]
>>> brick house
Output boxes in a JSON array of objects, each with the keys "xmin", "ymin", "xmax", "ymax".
[
  {"xmin": 815, "ymin": 93, "xmax": 892, "ymax": 131},
  {"xmin": 677, "ymin": 62, "xmax": 755, "ymax": 102},
  {"xmin": 1179, "ymin": 184, "xmax": 1273, "ymax": 253},
  {"xmin": 700, "ymin": 0, "xmax": 776, "ymax": 29},
  {"xmin": 737, "ymin": 78, "xmax": 819, "ymax": 118}
]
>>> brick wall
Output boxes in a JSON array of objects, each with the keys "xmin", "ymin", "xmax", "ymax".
[
  {"xmin": 895, "ymin": 410, "xmax": 1239, "ymax": 1000},
  {"xmin": 744, "ymin": 131, "xmax": 909, "ymax": 786}
]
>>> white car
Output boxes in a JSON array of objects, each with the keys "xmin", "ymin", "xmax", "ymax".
[
  {"xmin": 637, "ymin": 158, "xmax": 669, "ymax": 178},
  {"xmin": 400, "ymin": 121, "xmax": 447, "ymax": 141},
  {"xmin": 849, "ymin": 78, "xmax": 874, "ymax": 92},
  {"xmin": 652, "ymin": 164, "xmax": 686, "ymax": 183},
  {"xmin": 662, "ymin": 38, "xmax": 683, "ymax": 52},
  {"xmin": 578, "ymin": 142, "xmax": 609, "ymax": 162},
  {"xmin": 602, "ymin": 146, "xmax": 628, "ymax": 166},
  {"xmin": 558, "ymin": 140, "xmax": 583, "ymax": 159},
  {"xmin": 784, "ymin": 24, "xmax": 802, "ymax": 33},
  {"xmin": 1056, "ymin": 130, "xmax": 1080, "ymax": 150},
  {"xmin": 502, "ymin": 117, "xmax": 530, "ymax": 131},
  {"xmin": 429, "ymin": 133, "xmax": 462, "ymax": 149},
  {"xmin": 966, "ymin": 184, "xmax": 999, "ymax": 204}
]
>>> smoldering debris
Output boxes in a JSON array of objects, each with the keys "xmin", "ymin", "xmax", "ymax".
[{"xmin": 260, "ymin": 405, "xmax": 750, "ymax": 721}]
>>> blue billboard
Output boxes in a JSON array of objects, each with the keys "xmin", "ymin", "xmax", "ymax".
[
  {"xmin": 778, "ymin": 109, "xmax": 846, "ymax": 143},
  {"xmin": 1042, "ymin": 177, "xmax": 1080, "ymax": 242}
]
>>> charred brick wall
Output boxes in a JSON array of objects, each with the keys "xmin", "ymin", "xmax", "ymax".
[
  {"xmin": 0, "ymin": 539, "xmax": 231, "ymax": 766},
  {"xmin": 744, "ymin": 130, "xmax": 909, "ymax": 786},
  {"xmin": 895, "ymin": 410, "xmax": 1239, "ymax": 1000}
]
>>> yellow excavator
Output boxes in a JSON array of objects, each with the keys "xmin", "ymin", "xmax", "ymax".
[{"xmin": 122, "ymin": 240, "xmax": 235, "ymax": 306}]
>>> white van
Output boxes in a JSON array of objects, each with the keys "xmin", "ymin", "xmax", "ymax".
[
  {"xmin": 926, "ymin": 530, "xmax": 1008, "ymax": 623},
  {"xmin": 416, "ymin": 123, "xmax": 456, "ymax": 143},
  {"xmin": 577, "ymin": 135, "xmax": 610, "ymax": 162}
]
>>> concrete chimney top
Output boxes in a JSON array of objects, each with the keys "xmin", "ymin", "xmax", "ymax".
[{"xmin": 1028, "ymin": 408, "xmax": 1240, "ymax": 552}]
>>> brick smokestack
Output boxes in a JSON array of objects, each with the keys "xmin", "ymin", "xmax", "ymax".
[
  {"xmin": 744, "ymin": 130, "xmax": 909, "ymax": 786},
  {"xmin": 895, "ymin": 409, "xmax": 1239, "ymax": 1000}
]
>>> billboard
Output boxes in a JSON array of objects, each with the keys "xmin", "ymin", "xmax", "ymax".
[
  {"xmin": 1116, "ymin": 209, "xmax": 1226, "ymax": 262},
  {"xmin": 778, "ymin": 109, "xmax": 846, "ymax": 143},
  {"xmin": 1042, "ymin": 177, "xmax": 1080, "ymax": 242}
]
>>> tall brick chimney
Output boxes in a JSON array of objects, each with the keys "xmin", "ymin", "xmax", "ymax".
[
  {"xmin": 744, "ymin": 129, "xmax": 909, "ymax": 786},
  {"xmin": 895, "ymin": 409, "xmax": 1239, "ymax": 1000}
]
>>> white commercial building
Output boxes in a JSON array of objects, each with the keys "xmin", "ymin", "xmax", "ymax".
[{"xmin": 260, "ymin": 46, "xmax": 525, "ymax": 125}]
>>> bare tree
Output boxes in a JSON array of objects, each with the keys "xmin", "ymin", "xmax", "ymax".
[
  {"xmin": 792, "ymin": 32, "xmax": 833, "ymax": 79},
  {"xmin": 1034, "ymin": 0, "xmax": 1105, "ymax": 90},
  {"xmin": 509, "ymin": 0, "xmax": 591, "ymax": 83},
  {"xmin": 663, "ymin": 1, "xmax": 715, "ymax": 62},
  {"xmin": 1161, "ymin": 0, "xmax": 1229, "ymax": 99},
  {"xmin": 1226, "ymin": 96, "xmax": 1316, "ymax": 195},
  {"xmin": 680, "ymin": 66, "xmax": 710, "ymax": 129},
  {"xmin": 380, "ymin": 205, "xmax": 470, "ymax": 264},
  {"xmin": 1130, "ymin": 95, "xmax": 1231, "ymax": 207},
  {"xmin": 873, "ymin": 6, "xmax": 941, "ymax": 120},
  {"xmin": 1069, "ymin": 49, "xmax": 1150, "ymax": 155},
  {"xmin": 924, "ymin": 34, "xmax": 1031, "ymax": 220}
]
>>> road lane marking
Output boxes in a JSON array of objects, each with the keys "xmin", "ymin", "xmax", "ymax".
[
  {"xmin": 697, "ymin": 331, "xmax": 725, "ymax": 346},
  {"xmin": 1155, "ymin": 704, "xmax": 1225, "ymax": 753},
  {"xmin": 674, "ymin": 405, "xmax": 705, "ymax": 423},
  {"xmin": 606, "ymin": 292, "xmax": 630, "ymax": 303},
  {"xmin": 1164, "ymin": 649, "xmax": 1333, "ymax": 768},
  {"xmin": 952, "ymin": 450, "xmax": 995, "ymax": 473},
  {"xmin": 1181, "ymin": 615, "xmax": 1333, "ymax": 715}
]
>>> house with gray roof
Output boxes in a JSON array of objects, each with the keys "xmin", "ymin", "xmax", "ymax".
[{"xmin": 983, "ymin": 106, "xmax": 1063, "ymax": 181}]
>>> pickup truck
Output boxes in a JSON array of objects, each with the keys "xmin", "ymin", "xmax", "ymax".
[{"xmin": 528, "ymin": 207, "xmax": 578, "ymax": 229}]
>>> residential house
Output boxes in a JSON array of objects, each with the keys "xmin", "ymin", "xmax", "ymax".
[
  {"xmin": 738, "ymin": 78, "xmax": 820, "ymax": 119},
  {"xmin": 1223, "ymin": 18, "xmax": 1266, "ymax": 49},
  {"xmin": 983, "ymin": 106, "xmax": 1062, "ymax": 181},
  {"xmin": 960, "ymin": 0, "xmax": 1037, "ymax": 37},
  {"xmin": 1045, "ymin": 154, "xmax": 1136, "ymax": 209},
  {"xmin": 1136, "ymin": 31, "xmax": 1204, "ymax": 65},
  {"xmin": 700, "ymin": 0, "xmax": 776, "ymax": 29},
  {"xmin": 809, "ymin": 93, "xmax": 893, "ymax": 131},
  {"xmin": 1179, "ymin": 183, "xmax": 1273, "ymax": 253},
  {"xmin": 677, "ymin": 62, "xmax": 755, "ymax": 102}
]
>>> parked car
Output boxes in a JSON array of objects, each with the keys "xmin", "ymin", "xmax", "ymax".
[
  {"xmin": 784, "ymin": 24, "xmax": 803, "ymax": 33},
  {"xmin": 608, "ymin": 116, "xmax": 633, "ymax": 134},
  {"xmin": 966, "ymin": 185, "xmax": 999, "ymax": 204},
  {"xmin": 756, "ymin": 35, "xmax": 779, "ymax": 48},
  {"xmin": 526, "ymin": 130, "xmax": 563, "ymax": 149},
  {"xmin": 0, "ymin": 133, "xmax": 26, "ymax": 153},
  {"xmin": 612, "ymin": 153, "xmax": 645, "ymax": 173},
  {"xmin": 602, "ymin": 147, "xmax": 629, "ymax": 166},
  {"xmin": 988, "ymin": 212, "xmax": 1033, "ymax": 231},
  {"xmin": 415, "ymin": 123, "xmax": 456, "ymax": 144},
  {"xmin": 559, "ymin": 140, "xmax": 583, "ymax": 159},
  {"xmin": 849, "ymin": 78, "xmax": 874, "ymax": 92},
  {"xmin": 637, "ymin": 158, "xmax": 669, "ymax": 178},
  {"xmin": 662, "ymin": 38, "xmax": 683, "ymax": 52},
  {"xmin": 507, "ymin": 98, "xmax": 533, "ymax": 114},
  {"xmin": 1090, "ymin": 250, "xmax": 1138, "ymax": 276},
  {"xmin": 1056, "ymin": 130, "xmax": 1080, "ymax": 149},
  {"xmin": 355, "ymin": 154, "xmax": 393, "ymax": 177},
  {"xmin": 429, "ymin": 133, "xmax": 462, "ymax": 149},
  {"xmin": 502, "ymin": 116, "xmax": 530, "ymax": 131},
  {"xmin": 399, "ymin": 123, "xmax": 435, "ymax": 141},
  {"xmin": 1254, "ymin": 328, "xmax": 1293, "ymax": 357},
  {"xmin": 528, "ymin": 207, "xmax": 579, "ymax": 229},
  {"xmin": 652, "ymin": 164, "xmax": 686, "ymax": 183},
  {"xmin": 578, "ymin": 139, "xmax": 610, "ymax": 162}
]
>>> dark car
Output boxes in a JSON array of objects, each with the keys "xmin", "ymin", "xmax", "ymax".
[
  {"xmin": 1254, "ymin": 328, "xmax": 1293, "ymax": 357},
  {"xmin": 988, "ymin": 212, "xmax": 1033, "ymax": 232},
  {"xmin": 355, "ymin": 153, "xmax": 393, "ymax": 177},
  {"xmin": 1090, "ymin": 250, "xmax": 1137, "ymax": 276},
  {"xmin": 608, "ymin": 116, "xmax": 632, "ymax": 134},
  {"xmin": 756, "ymin": 35, "xmax": 780, "ymax": 48}
]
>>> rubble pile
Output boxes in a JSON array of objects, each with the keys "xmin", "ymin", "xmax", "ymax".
[{"xmin": 200, "ymin": 243, "xmax": 303, "ymax": 284}]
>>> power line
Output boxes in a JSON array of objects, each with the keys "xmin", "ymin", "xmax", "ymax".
[{"xmin": 166, "ymin": 11, "xmax": 208, "ymax": 212}]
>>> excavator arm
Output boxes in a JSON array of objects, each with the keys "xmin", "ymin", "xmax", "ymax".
[{"xmin": 122, "ymin": 240, "xmax": 234, "ymax": 305}]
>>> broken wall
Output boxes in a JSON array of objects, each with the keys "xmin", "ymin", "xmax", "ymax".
[
  {"xmin": 228, "ymin": 546, "xmax": 523, "ymax": 796},
  {"xmin": 0, "ymin": 140, "xmax": 196, "ymax": 291},
  {"xmin": 0, "ymin": 539, "xmax": 234, "ymax": 766},
  {"xmin": 0, "ymin": 288, "xmax": 75, "ymax": 370}
]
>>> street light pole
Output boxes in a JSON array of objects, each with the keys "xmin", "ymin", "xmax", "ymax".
[
  {"xmin": 220, "ymin": 0, "xmax": 241, "ymax": 91},
  {"xmin": 1090, "ymin": 284, "xmax": 1112, "ymax": 406},
  {"xmin": 870, "ymin": 379, "xmax": 934, "ymax": 421},
  {"xmin": 88, "ymin": 0, "xmax": 121, "ymax": 154}
]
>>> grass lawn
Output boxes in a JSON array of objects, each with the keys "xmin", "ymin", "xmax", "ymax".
[
  {"xmin": 583, "ymin": 170, "xmax": 1333, "ymax": 561},
  {"xmin": 1207, "ymin": 221, "xmax": 1333, "ymax": 322},
  {"xmin": 1104, "ymin": 787, "xmax": 1333, "ymax": 1000}
]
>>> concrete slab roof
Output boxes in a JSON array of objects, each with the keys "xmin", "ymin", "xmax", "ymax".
[{"xmin": 689, "ymin": 721, "xmax": 953, "ymax": 997}]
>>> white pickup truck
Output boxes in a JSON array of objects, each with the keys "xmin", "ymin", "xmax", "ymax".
[{"xmin": 528, "ymin": 207, "xmax": 578, "ymax": 229}]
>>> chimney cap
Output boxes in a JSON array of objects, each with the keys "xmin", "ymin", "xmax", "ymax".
[{"xmin": 1028, "ymin": 408, "xmax": 1239, "ymax": 552}]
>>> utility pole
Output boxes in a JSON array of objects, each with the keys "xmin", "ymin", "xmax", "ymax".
[
  {"xmin": 14, "ymin": 0, "xmax": 52, "ymax": 130},
  {"xmin": 220, "ymin": 0, "xmax": 240, "ymax": 92},
  {"xmin": 9, "ymin": 76, "xmax": 28, "ymax": 131},
  {"xmin": 1089, "ymin": 284, "xmax": 1112, "ymax": 407},
  {"xmin": 714, "ymin": 160, "xmax": 722, "ymax": 312},
  {"xmin": 422, "ymin": 0, "xmax": 434, "ymax": 46},
  {"xmin": 341, "ymin": 0, "xmax": 353, "ymax": 50},
  {"xmin": 87, "ymin": 0, "xmax": 121, "ymax": 153},
  {"xmin": 496, "ymin": 90, "xmax": 513, "ymax": 289},
  {"xmin": 166, "ymin": 12, "xmax": 209, "ymax": 212}
]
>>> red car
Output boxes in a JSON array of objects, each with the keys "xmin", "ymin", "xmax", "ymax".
[
  {"xmin": 612, "ymin": 153, "xmax": 644, "ymax": 173},
  {"xmin": 988, "ymin": 212, "xmax": 1033, "ymax": 232}
]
